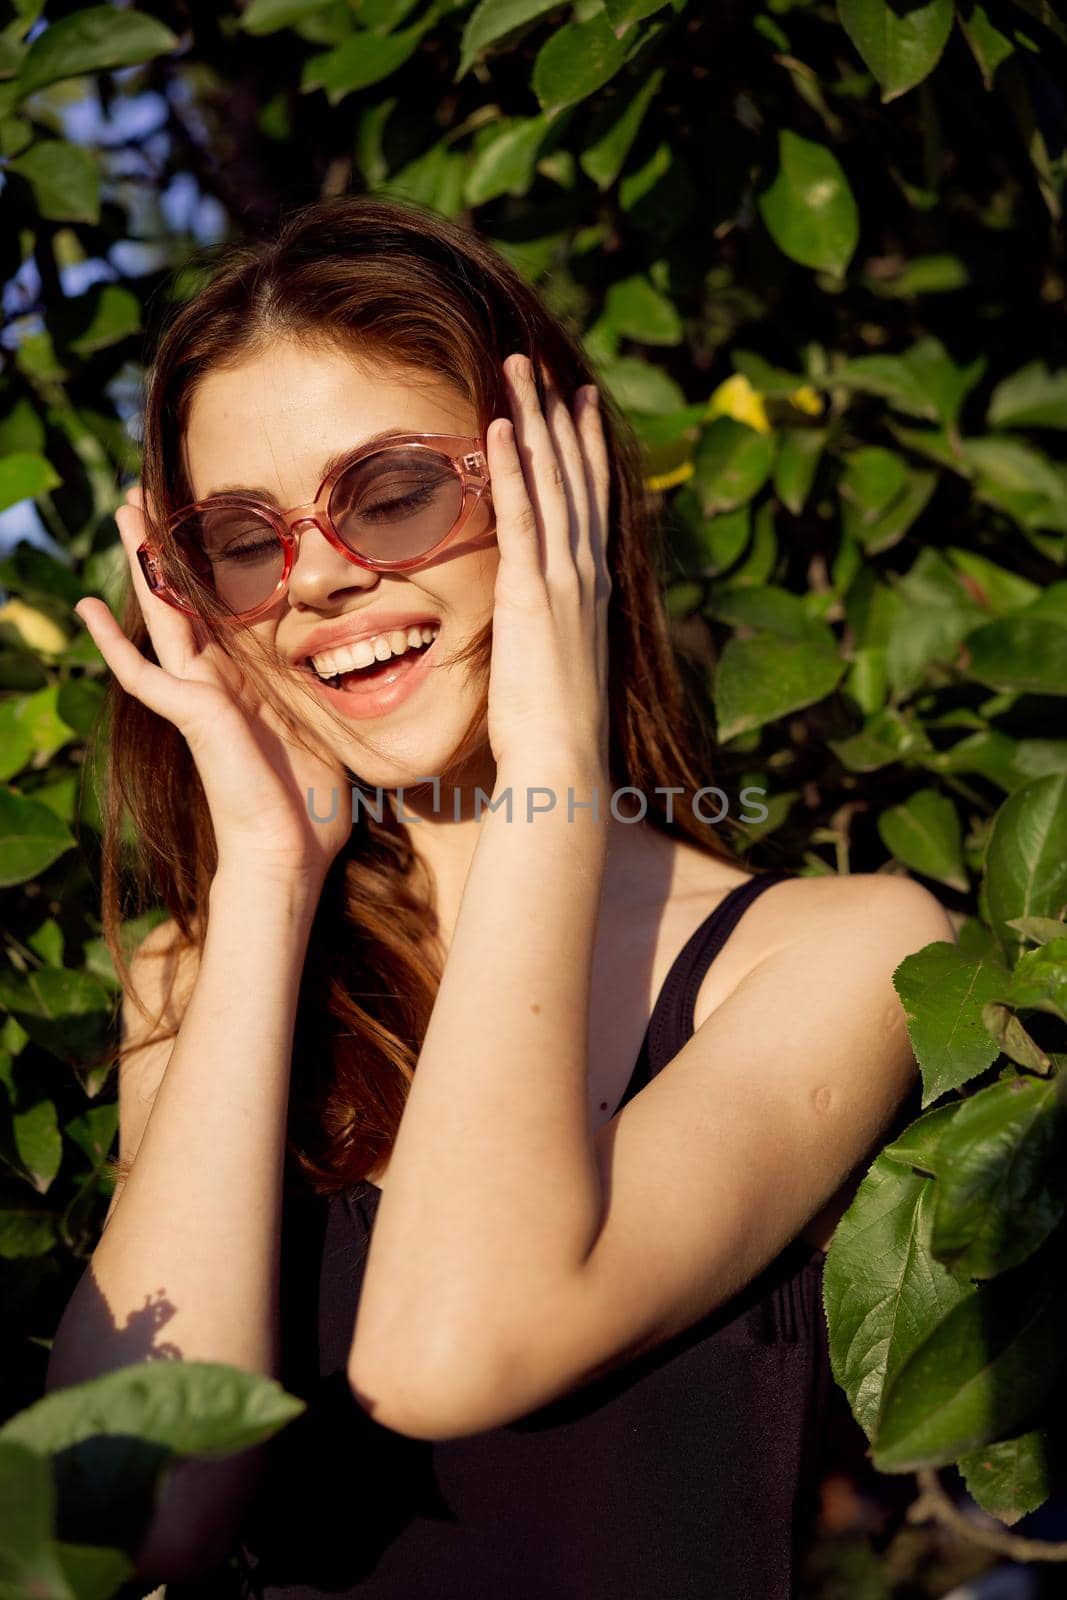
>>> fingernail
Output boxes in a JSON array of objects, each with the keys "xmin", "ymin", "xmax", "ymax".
[{"xmin": 585, "ymin": 385, "xmax": 600, "ymax": 409}]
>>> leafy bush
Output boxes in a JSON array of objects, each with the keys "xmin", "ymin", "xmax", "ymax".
[{"xmin": 1, "ymin": 0, "xmax": 1066, "ymax": 1589}]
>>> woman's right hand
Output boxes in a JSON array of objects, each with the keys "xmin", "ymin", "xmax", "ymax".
[{"xmin": 76, "ymin": 487, "xmax": 354, "ymax": 887}]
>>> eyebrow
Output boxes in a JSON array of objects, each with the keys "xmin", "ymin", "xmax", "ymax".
[{"xmin": 200, "ymin": 430, "xmax": 407, "ymax": 502}]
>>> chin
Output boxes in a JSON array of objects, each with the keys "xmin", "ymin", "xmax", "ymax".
[{"xmin": 342, "ymin": 730, "xmax": 491, "ymax": 807}]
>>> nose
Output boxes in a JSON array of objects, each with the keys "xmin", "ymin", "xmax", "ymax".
[{"xmin": 285, "ymin": 516, "xmax": 380, "ymax": 608}]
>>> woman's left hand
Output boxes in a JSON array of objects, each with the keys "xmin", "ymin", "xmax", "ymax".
[{"xmin": 484, "ymin": 353, "xmax": 612, "ymax": 779}]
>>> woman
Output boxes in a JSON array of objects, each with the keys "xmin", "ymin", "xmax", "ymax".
[{"xmin": 47, "ymin": 195, "xmax": 952, "ymax": 1599}]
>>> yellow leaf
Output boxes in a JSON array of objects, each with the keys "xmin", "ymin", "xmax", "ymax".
[
  {"xmin": 788, "ymin": 384, "xmax": 823, "ymax": 417},
  {"xmin": 704, "ymin": 373, "xmax": 771, "ymax": 435},
  {"xmin": 0, "ymin": 599, "xmax": 69, "ymax": 655},
  {"xmin": 645, "ymin": 460, "xmax": 695, "ymax": 492}
]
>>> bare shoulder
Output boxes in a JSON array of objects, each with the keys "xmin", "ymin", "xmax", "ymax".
[
  {"xmin": 765, "ymin": 869, "xmax": 957, "ymax": 960},
  {"xmin": 690, "ymin": 863, "xmax": 958, "ymax": 1031}
]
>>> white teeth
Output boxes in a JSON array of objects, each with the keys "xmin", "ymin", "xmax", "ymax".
[{"xmin": 308, "ymin": 624, "xmax": 439, "ymax": 680}]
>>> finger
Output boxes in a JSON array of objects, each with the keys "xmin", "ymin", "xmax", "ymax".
[
  {"xmin": 113, "ymin": 496, "xmax": 200, "ymax": 676},
  {"xmin": 486, "ymin": 417, "xmax": 544, "ymax": 588},
  {"xmin": 541, "ymin": 380, "xmax": 593, "ymax": 588},
  {"xmin": 74, "ymin": 596, "xmax": 202, "ymax": 730},
  {"xmin": 577, "ymin": 386, "xmax": 611, "ymax": 591},
  {"xmin": 504, "ymin": 354, "xmax": 572, "ymax": 590}
]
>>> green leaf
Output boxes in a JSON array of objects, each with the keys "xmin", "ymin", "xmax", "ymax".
[
  {"xmin": 838, "ymin": 0, "xmax": 954, "ymax": 101},
  {"xmin": 17, "ymin": 6, "xmax": 178, "ymax": 98},
  {"xmin": 892, "ymin": 944, "xmax": 1007, "ymax": 1105},
  {"xmin": 966, "ymin": 617, "xmax": 1067, "ymax": 697},
  {"xmin": 63, "ymin": 284, "xmax": 140, "ymax": 357},
  {"xmin": 703, "ymin": 584, "xmax": 836, "ymax": 647},
  {"xmin": 731, "ymin": 502, "xmax": 778, "ymax": 586},
  {"xmin": 240, "ymin": 0, "xmax": 333, "ymax": 33},
  {"xmin": 731, "ymin": 351, "xmax": 812, "ymax": 399},
  {"xmin": 963, "ymin": 436, "xmax": 1067, "ymax": 501},
  {"xmin": 602, "ymin": 274, "xmax": 683, "ymax": 345},
  {"xmin": 878, "ymin": 788, "xmax": 967, "ymax": 891},
  {"xmin": 0, "ymin": 702, "xmax": 34, "ymax": 783},
  {"xmin": 1003, "ymin": 936, "xmax": 1067, "ymax": 1023},
  {"xmin": 53, "ymin": 1540, "xmax": 134, "ymax": 1600},
  {"xmin": 0, "ymin": 788, "xmax": 75, "ymax": 886},
  {"xmin": 946, "ymin": 548, "xmax": 1042, "ymax": 614},
  {"xmin": 757, "ymin": 129, "xmax": 859, "ymax": 278},
  {"xmin": 713, "ymin": 633, "xmax": 845, "ymax": 742},
  {"xmin": 302, "ymin": 22, "xmax": 432, "ymax": 100},
  {"xmin": 0, "ymin": 966, "xmax": 112, "ymax": 1064},
  {"xmin": 869, "ymin": 252, "xmax": 970, "ymax": 297},
  {"xmin": 10, "ymin": 685, "xmax": 78, "ymax": 764},
  {"xmin": 596, "ymin": 357, "xmax": 685, "ymax": 414},
  {"xmin": 669, "ymin": 496, "xmax": 749, "ymax": 577},
  {"xmin": 0, "ymin": 1362, "xmax": 306, "ymax": 1554},
  {"xmin": 0, "ymin": 1439, "xmax": 75, "ymax": 1600},
  {"xmin": 774, "ymin": 428, "xmax": 827, "ymax": 514},
  {"xmin": 824, "ymin": 1154, "xmax": 974, "ymax": 1444},
  {"xmin": 64, "ymin": 1102, "xmax": 118, "ymax": 1169},
  {"xmin": 578, "ymin": 68, "xmax": 663, "ymax": 189},
  {"xmin": 989, "ymin": 362, "xmax": 1067, "ymax": 429},
  {"xmin": 850, "ymin": 468, "xmax": 937, "ymax": 555},
  {"xmin": 830, "ymin": 705, "xmax": 932, "ymax": 772},
  {"xmin": 384, "ymin": 142, "xmax": 466, "ymax": 218},
  {"xmin": 985, "ymin": 774, "xmax": 1067, "ymax": 962},
  {"xmin": 836, "ymin": 339, "xmax": 984, "ymax": 428},
  {"xmin": 532, "ymin": 13, "xmax": 628, "ymax": 115},
  {"xmin": 929, "ymin": 1075, "xmax": 1067, "ymax": 1276},
  {"xmin": 7, "ymin": 140, "xmax": 99, "ymax": 223},
  {"xmin": 693, "ymin": 419, "xmax": 775, "ymax": 513},
  {"xmin": 958, "ymin": 1, "xmax": 1017, "ymax": 87},
  {"xmin": 933, "ymin": 728, "xmax": 1032, "ymax": 794},
  {"xmin": 602, "ymin": 0, "xmax": 668, "ymax": 37},
  {"xmin": 464, "ymin": 116, "xmax": 551, "ymax": 206},
  {"xmin": 957, "ymin": 1430, "xmax": 1053, "ymax": 1527},
  {"xmin": 12, "ymin": 1097, "xmax": 62, "ymax": 1194},
  {"xmin": 839, "ymin": 446, "xmax": 907, "ymax": 522},
  {"xmin": 457, "ymin": 0, "xmax": 564, "ymax": 78},
  {"xmin": 882, "ymin": 1099, "xmax": 963, "ymax": 1173},
  {"xmin": 0, "ymin": 451, "xmax": 61, "ymax": 513},
  {"xmin": 873, "ymin": 1229, "xmax": 1067, "ymax": 1470},
  {"xmin": 1007, "ymin": 915, "xmax": 1067, "ymax": 946},
  {"xmin": 664, "ymin": 581, "xmax": 702, "ymax": 619},
  {"xmin": 1, "ymin": 1359, "xmax": 305, "ymax": 1457},
  {"xmin": 978, "ymin": 1002, "xmax": 1050, "ymax": 1073},
  {"xmin": 0, "ymin": 1201, "xmax": 57, "ymax": 1258}
]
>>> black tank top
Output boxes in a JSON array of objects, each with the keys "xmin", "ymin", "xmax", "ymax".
[{"xmin": 229, "ymin": 867, "xmax": 848, "ymax": 1599}]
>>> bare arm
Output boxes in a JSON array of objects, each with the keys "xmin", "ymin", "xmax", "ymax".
[
  {"xmin": 45, "ymin": 867, "xmax": 324, "ymax": 1585},
  {"xmin": 350, "ymin": 868, "xmax": 953, "ymax": 1441}
]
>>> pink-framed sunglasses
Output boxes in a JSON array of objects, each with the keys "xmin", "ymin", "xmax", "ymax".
[{"xmin": 136, "ymin": 432, "xmax": 491, "ymax": 623}]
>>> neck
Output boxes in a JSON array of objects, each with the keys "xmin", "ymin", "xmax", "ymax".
[{"xmin": 378, "ymin": 752, "xmax": 678, "ymax": 942}]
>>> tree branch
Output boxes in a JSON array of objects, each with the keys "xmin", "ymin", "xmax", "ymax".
[{"xmin": 909, "ymin": 1468, "xmax": 1067, "ymax": 1563}]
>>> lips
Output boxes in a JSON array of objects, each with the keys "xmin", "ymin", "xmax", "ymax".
[
  {"xmin": 303, "ymin": 626, "xmax": 440, "ymax": 720},
  {"xmin": 289, "ymin": 613, "xmax": 442, "ymax": 667}
]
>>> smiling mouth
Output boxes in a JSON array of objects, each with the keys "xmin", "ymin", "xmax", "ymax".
[{"xmin": 300, "ymin": 624, "xmax": 441, "ymax": 691}]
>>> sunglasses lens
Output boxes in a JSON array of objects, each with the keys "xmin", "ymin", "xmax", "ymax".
[
  {"xmin": 170, "ymin": 506, "xmax": 285, "ymax": 617},
  {"xmin": 330, "ymin": 447, "xmax": 463, "ymax": 564}
]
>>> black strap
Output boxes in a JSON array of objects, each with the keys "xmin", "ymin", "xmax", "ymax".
[{"xmin": 615, "ymin": 868, "xmax": 794, "ymax": 1114}]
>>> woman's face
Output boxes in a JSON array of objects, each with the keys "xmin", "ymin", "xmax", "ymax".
[{"xmin": 181, "ymin": 339, "xmax": 499, "ymax": 789}]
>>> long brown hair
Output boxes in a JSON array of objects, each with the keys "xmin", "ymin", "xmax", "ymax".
[{"xmin": 94, "ymin": 194, "xmax": 751, "ymax": 1198}]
